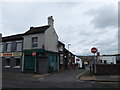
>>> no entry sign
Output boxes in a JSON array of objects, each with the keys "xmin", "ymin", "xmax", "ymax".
[
  {"xmin": 32, "ymin": 52, "xmax": 36, "ymax": 56},
  {"xmin": 91, "ymin": 47, "xmax": 98, "ymax": 53}
]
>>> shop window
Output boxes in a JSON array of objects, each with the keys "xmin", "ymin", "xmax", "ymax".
[
  {"xmin": 14, "ymin": 58, "xmax": 20, "ymax": 68},
  {"xmin": 15, "ymin": 58, "xmax": 20, "ymax": 66},
  {"xmin": 4, "ymin": 58, "xmax": 10, "ymax": 68},
  {"xmin": 32, "ymin": 37, "xmax": 38, "ymax": 48}
]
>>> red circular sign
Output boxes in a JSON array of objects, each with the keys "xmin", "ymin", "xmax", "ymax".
[
  {"xmin": 32, "ymin": 52, "xmax": 36, "ymax": 56},
  {"xmin": 91, "ymin": 47, "xmax": 98, "ymax": 53}
]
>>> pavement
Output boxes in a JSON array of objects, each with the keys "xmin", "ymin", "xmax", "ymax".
[
  {"xmin": 2, "ymin": 71, "xmax": 53, "ymax": 81},
  {"xmin": 78, "ymin": 70, "xmax": 120, "ymax": 82}
]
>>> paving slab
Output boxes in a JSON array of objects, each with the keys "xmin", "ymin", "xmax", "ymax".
[{"xmin": 79, "ymin": 70, "xmax": 120, "ymax": 82}]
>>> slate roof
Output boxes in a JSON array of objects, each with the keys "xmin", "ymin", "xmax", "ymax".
[
  {"xmin": 2, "ymin": 34, "xmax": 24, "ymax": 42},
  {"xmin": 58, "ymin": 41, "xmax": 65, "ymax": 47},
  {"xmin": 2, "ymin": 25, "xmax": 50, "ymax": 42},
  {"xmin": 24, "ymin": 25, "xmax": 50, "ymax": 35}
]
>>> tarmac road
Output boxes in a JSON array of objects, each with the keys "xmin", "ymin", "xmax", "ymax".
[{"xmin": 2, "ymin": 69, "xmax": 119, "ymax": 88}]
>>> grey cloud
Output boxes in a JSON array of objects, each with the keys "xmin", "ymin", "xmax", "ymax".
[
  {"xmin": 86, "ymin": 5, "xmax": 117, "ymax": 29},
  {"xmin": 1, "ymin": 2, "xmax": 118, "ymax": 55}
]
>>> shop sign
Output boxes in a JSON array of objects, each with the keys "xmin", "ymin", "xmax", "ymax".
[{"xmin": 0, "ymin": 52, "xmax": 22, "ymax": 57}]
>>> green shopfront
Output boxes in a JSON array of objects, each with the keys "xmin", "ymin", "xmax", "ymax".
[{"xmin": 23, "ymin": 49, "xmax": 58, "ymax": 73}]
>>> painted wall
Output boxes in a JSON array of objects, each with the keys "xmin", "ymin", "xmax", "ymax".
[
  {"xmin": 23, "ymin": 33, "xmax": 45, "ymax": 50},
  {"xmin": 45, "ymin": 26, "xmax": 58, "ymax": 52},
  {"xmin": 99, "ymin": 56, "xmax": 116, "ymax": 64}
]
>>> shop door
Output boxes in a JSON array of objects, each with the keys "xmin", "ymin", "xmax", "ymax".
[
  {"xmin": 53, "ymin": 55, "xmax": 58, "ymax": 71},
  {"xmin": 24, "ymin": 55, "xmax": 35, "ymax": 73}
]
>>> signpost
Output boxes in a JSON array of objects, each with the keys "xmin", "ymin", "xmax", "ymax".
[{"xmin": 91, "ymin": 47, "xmax": 98, "ymax": 74}]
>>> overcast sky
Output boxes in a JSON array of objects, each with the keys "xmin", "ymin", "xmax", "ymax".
[{"xmin": 0, "ymin": 0, "xmax": 119, "ymax": 56}]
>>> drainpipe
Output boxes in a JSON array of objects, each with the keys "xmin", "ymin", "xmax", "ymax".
[{"xmin": 22, "ymin": 53, "xmax": 24, "ymax": 72}]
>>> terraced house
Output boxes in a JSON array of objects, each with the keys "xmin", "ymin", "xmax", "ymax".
[
  {"xmin": 1, "ymin": 16, "xmax": 76, "ymax": 74},
  {"xmin": 1, "ymin": 16, "xmax": 59, "ymax": 73},
  {"xmin": 1, "ymin": 34, "xmax": 23, "ymax": 72}
]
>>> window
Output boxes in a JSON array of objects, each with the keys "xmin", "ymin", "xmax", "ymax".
[
  {"xmin": 14, "ymin": 58, "xmax": 20, "ymax": 69},
  {"xmin": 60, "ymin": 54, "xmax": 63, "ymax": 64},
  {"xmin": 99, "ymin": 60, "xmax": 102, "ymax": 63},
  {"xmin": 32, "ymin": 37, "xmax": 38, "ymax": 48},
  {"xmin": 16, "ymin": 43, "xmax": 22, "ymax": 51},
  {"xmin": 4, "ymin": 58, "xmax": 10, "ymax": 68},
  {"xmin": 104, "ymin": 60, "xmax": 107, "ymax": 64},
  {"xmin": 15, "ymin": 58, "xmax": 20, "ymax": 66},
  {"xmin": 6, "ymin": 43, "xmax": 11, "ymax": 52},
  {"xmin": 0, "ymin": 44, "xmax": 3, "ymax": 52}
]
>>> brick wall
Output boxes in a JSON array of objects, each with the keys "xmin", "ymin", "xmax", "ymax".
[{"xmin": 96, "ymin": 64, "xmax": 120, "ymax": 75}]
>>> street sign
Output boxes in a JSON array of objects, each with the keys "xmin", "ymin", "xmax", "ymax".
[
  {"xmin": 76, "ymin": 59, "xmax": 80, "ymax": 61},
  {"xmin": 91, "ymin": 47, "xmax": 98, "ymax": 53},
  {"xmin": 32, "ymin": 52, "xmax": 36, "ymax": 56}
]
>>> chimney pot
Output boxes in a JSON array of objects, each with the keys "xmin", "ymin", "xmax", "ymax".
[{"xmin": 48, "ymin": 16, "xmax": 54, "ymax": 27}]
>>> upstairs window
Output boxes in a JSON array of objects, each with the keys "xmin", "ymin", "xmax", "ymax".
[
  {"xmin": 16, "ymin": 43, "xmax": 22, "ymax": 51},
  {"xmin": 6, "ymin": 43, "xmax": 11, "ymax": 52},
  {"xmin": 0, "ymin": 44, "xmax": 3, "ymax": 52},
  {"xmin": 32, "ymin": 37, "xmax": 38, "ymax": 48}
]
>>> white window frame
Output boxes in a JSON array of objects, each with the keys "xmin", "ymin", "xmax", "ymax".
[
  {"xmin": 0, "ymin": 43, "xmax": 3, "ymax": 52},
  {"xmin": 32, "ymin": 37, "xmax": 38, "ymax": 48},
  {"xmin": 16, "ymin": 42, "xmax": 22, "ymax": 51},
  {"xmin": 6, "ymin": 42, "xmax": 11, "ymax": 52}
]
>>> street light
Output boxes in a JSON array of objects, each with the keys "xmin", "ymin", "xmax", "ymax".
[{"xmin": 68, "ymin": 44, "xmax": 71, "ymax": 51}]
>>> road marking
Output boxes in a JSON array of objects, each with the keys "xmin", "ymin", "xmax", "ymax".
[
  {"xmin": 80, "ymin": 80, "xmax": 85, "ymax": 82},
  {"xmin": 76, "ymin": 70, "xmax": 88, "ymax": 79},
  {"xmin": 91, "ymin": 81, "xmax": 95, "ymax": 83},
  {"xmin": 38, "ymin": 78, "xmax": 44, "ymax": 80},
  {"xmin": 99, "ymin": 82, "xmax": 119, "ymax": 84}
]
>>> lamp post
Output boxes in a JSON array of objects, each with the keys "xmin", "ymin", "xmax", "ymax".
[{"xmin": 68, "ymin": 44, "xmax": 71, "ymax": 51}]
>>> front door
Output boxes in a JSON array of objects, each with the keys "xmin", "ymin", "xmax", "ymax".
[{"xmin": 24, "ymin": 55, "xmax": 35, "ymax": 73}]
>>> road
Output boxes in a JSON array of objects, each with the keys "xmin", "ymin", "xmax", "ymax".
[{"xmin": 2, "ymin": 69, "xmax": 119, "ymax": 88}]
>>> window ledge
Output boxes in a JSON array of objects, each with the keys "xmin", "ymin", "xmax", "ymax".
[
  {"xmin": 14, "ymin": 66, "xmax": 20, "ymax": 69},
  {"xmin": 4, "ymin": 66, "xmax": 10, "ymax": 68}
]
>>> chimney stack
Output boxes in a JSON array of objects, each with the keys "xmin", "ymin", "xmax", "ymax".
[{"xmin": 48, "ymin": 16, "xmax": 54, "ymax": 27}]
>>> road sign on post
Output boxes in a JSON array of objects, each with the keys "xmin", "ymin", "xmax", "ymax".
[
  {"xmin": 91, "ymin": 47, "xmax": 98, "ymax": 53},
  {"xmin": 91, "ymin": 47, "xmax": 98, "ymax": 74}
]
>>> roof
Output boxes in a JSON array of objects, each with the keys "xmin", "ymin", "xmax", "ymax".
[
  {"xmin": 2, "ymin": 34, "xmax": 24, "ymax": 42},
  {"xmin": 24, "ymin": 25, "xmax": 50, "ymax": 35},
  {"xmin": 2, "ymin": 25, "xmax": 50, "ymax": 42},
  {"xmin": 58, "ymin": 41, "xmax": 65, "ymax": 47}
]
